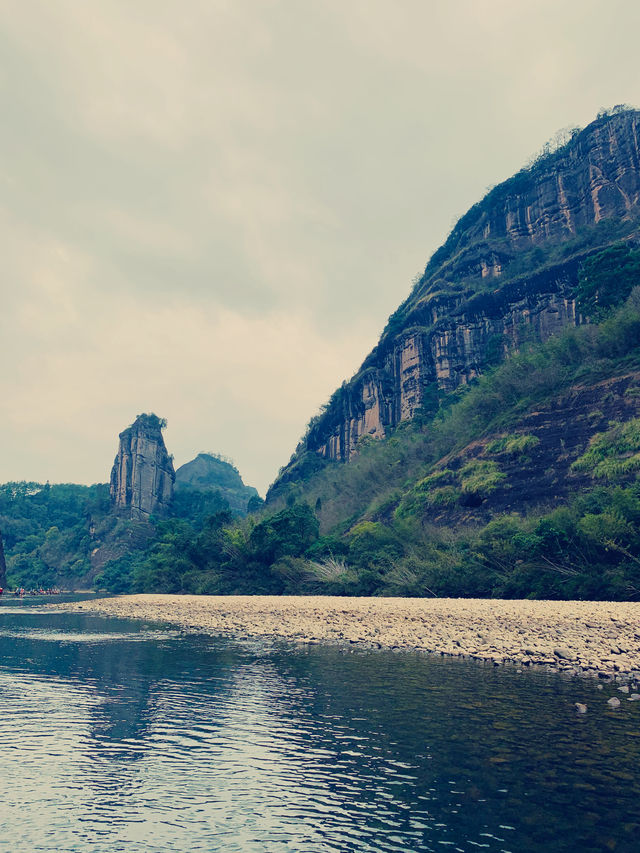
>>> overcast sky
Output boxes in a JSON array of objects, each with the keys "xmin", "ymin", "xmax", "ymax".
[{"xmin": 1, "ymin": 1, "xmax": 639, "ymax": 495}]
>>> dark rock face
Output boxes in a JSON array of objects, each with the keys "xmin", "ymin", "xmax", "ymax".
[
  {"xmin": 429, "ymin": 372, "xmax": 640, "ymax": 525},
  {"xmin": 175, "ymin": 453, "xmax": 259, "ymax": 514},
  {"xmin": 0, "ymin": 529, "xmax": 6, "ymax": 588},
  {"xmin": 110, "ymin": 414, "xmax": 175, "ymax": 519},
  {"xmin": 286, "ymin": 110, "xmax": 640, "ymax": 471}
]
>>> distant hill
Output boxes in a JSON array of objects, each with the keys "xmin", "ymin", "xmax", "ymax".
[{"xmin": 175, "ymin": 453, "xmax": 260, "ymax": 515}]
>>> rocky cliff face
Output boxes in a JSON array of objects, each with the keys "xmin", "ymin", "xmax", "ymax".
[
  {"xmin": 110, "ymin": 414, "xmax": 175, "ymax": 519},
  {"xmin": 279, "ymin": 109, "xmax": 640, "ymax": 478}
]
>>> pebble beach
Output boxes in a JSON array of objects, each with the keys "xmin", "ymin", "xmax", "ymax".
[{"xmin": 57, "ymin": 594, "xmax": 640, "ymax": 681}]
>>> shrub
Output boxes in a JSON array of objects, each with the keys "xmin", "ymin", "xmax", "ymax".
[
  {"xmin": 576, "ymin": 243, "xmax": 640, "ymax": 319},
  {"xmin": 486, "ymin": 434, "xmax": 540, "ymax": 456},
  {"xmin": 572, "ymin": 418, "xmax": 640, "ymax": 480},
  {"xmin": 459, "ymin": 460, "xmax": 507, "ymax": 497}
]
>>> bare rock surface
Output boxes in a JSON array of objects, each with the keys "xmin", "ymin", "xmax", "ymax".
[
  {"xmin": 110, "ymin": 414, "xmax": 175, "ymax": 520},
  {"xmin": 57, "ymin": 595, "xmax": 640, "ymax": 678}
]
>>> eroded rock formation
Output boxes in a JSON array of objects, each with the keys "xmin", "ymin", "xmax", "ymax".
[
  {"xmin": 279, "ymin": 109, "xmax": 640, "ymax": 476},
  {"xmin": 110, "ymin": 414, "xmax": 175, "ymax": 519}
]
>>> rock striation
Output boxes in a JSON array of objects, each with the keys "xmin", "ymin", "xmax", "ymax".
[
  {"xmin": 275, "ymin": 109, "xmax": 640, "ymax": 483},
  {"xmin": 110, "ymin": 414, "xmax": 175, "ymax": 519}
]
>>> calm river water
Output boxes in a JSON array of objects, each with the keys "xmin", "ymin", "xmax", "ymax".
[{"xmin": 1, "ymin": 598, "xmax": 639, "ymax": 852}]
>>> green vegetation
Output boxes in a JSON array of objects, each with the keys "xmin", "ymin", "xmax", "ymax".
[
  {"xmin": 0, "ymin": 477, "xmax": 247, "ymax": 591},
  {"xmin": 0, "ymin": 482, "xmax": 110, "ymax": 589},
  {"xmin": 90, "ymin": 479, "xmax": 640, "ymax": 600},
  {"xmin": 486, "ymin": 434, "xmax": 540, "ymax": 456},
  {"xmin": 80, "ymin": 284, "xmax": 640, "ymax": 602},
  {"xmin": 459, "ymin": 460, "xmax": 506, "ymax": 498},
  {"xmin": 95, "ymin": 503, "xmax": 320, "ymax": 595},
  {"xmin": 576, "ymin": 243, "xmax": 640, "ymax": 319},
  {"xmin": 572, "ymin": 419, "xmax": 640, "ymax": 481}
]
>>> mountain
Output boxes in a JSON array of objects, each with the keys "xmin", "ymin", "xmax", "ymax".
[
  {"xmin": 228, "ymin": 106, "xmax": 640, "ymax": 601},
  {"xmin": 175, "ymin": 453, "xmax": 260, "ymax": 514},
  {"xmin": 270, "ymin": 107, "xmax": 640, "ymax": 491}
]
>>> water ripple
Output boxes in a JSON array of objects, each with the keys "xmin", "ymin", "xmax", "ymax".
[{"xmin": 1, "ymin": 611, "xmax": 640, "ymax": 851}]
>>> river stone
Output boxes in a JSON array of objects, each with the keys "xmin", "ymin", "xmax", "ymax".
[
  {"xmin": 554, "ymin": 648, "xmax": 572, "ymax": 660},
  {"xmin": 607, "ymin": 697, "xmax": 621, "ymax": 708},
  {"xmin": 574, "ymin": 703, "xmax": 588, "ymax": 714}
]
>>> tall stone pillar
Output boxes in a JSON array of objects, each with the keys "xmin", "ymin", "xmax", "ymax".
[{"xmin": 110, "ymin": 414, "xmax": 175, "ymax": 519}]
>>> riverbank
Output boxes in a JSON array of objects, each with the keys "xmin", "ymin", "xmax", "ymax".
[{"xmin": 54, "ymin": 594, "xmax": 640, "ymax": 679}]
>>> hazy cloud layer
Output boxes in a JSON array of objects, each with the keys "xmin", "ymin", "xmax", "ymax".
[{"xmin": 1, "ymin": 0, "xmax": 639, "ymax": 493}]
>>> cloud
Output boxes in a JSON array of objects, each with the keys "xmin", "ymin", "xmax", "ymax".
[
  {"xmin": 1, "ymin": 0, "xmax": 639, "ymax": 493},
  {"xmin": 0, "ymin": 213, "xmax": 375, "ymax": 492}
]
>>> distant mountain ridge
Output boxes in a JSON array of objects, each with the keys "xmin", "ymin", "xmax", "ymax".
[
  {"xmin": 175, "ymin": 453, "xmax": 259, "ymax": 514},
  {"xmin": 270, "ymin": 108, "xmax": 640, "ymax": 493}
]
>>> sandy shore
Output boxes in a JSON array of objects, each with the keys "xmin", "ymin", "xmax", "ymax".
[{"xmin": 55, "ymin": 594, "xmax": 640, "ymax": 680}]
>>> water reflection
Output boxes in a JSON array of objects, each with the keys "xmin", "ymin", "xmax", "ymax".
[{"xmin": 1, "ymin": 604, "xmax": 639, "ymax": 852}]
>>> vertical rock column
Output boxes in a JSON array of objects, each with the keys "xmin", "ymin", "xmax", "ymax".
[{"xmin": 110, "ymin": 414, "xmax": 175, "ymax": 519}]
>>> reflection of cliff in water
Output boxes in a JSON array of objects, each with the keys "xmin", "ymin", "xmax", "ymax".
[{"xmin": 0, "ymin": 609, "xmax": 240, "ymax": 752}]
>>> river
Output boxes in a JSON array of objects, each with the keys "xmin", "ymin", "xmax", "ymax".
[{"xmin": 1, "ymin": 597, "xmax": 639, "ymax": 852}]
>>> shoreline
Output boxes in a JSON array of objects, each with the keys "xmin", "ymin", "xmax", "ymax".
[{"xmin": 54, "ymin": 594, "xmax": 640, "ymax": 681}]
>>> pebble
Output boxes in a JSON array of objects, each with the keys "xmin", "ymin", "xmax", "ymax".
[{"xmin": 52, "ymin": 594, "xmax": 640, "ymax": 683}]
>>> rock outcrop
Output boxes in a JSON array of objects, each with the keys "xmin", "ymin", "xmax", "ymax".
[
  {"xmin": 175, "ymin": 453, "xmax": 259, "ymax": 514},
  {"xmin": 275, "ymin": 109, "xmax": 640, "ymax": 482},
  {"xmin": 110, "ymin": 414, "xmax": 175, "ymax": 519}
]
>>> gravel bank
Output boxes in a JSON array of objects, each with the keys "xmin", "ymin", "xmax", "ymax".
[{"xmin": 58, "ymin": 594, "xmax": 640, "ymax": 679}]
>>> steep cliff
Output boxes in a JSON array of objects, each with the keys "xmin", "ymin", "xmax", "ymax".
[
  {"xmin": 175, "ymin": 453, "xmax": 259, "ymax": 514},
  {"xmin": 273, "ymin": 108, "xmax": 640, "ymax": 487},
  {"xmin": 110, "ymin": 413, "xmax": 175, "ymax": 519}
]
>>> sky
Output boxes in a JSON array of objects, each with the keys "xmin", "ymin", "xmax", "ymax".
[{"xmin": 1, "ymin": 0, "xmax": 639, "ymax": 495}]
